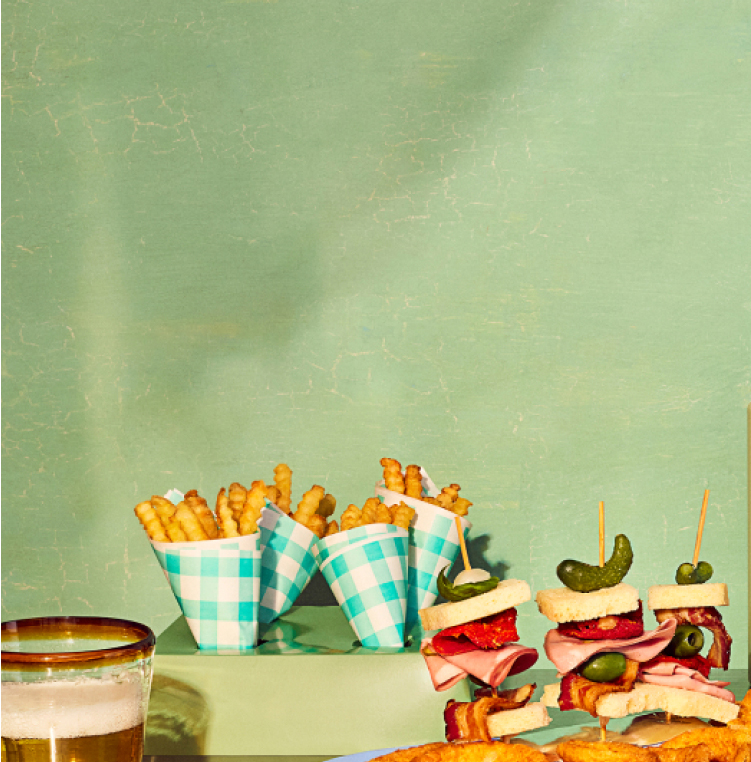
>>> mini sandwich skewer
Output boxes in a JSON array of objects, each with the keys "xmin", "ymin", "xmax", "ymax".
[
  {"xmin": 452, "ymin": 516, "xmax": 554, "ymax": 743},
  {"xmin": 664, "ymin": 488, "xmax": 710, "ymax": 726},
  {"xmin": 598, "ymin": 501, "xmax": 609, "ymax": 743},
  {"xmin": 454, "ymin": 516, "xmax": 508, "ymax": 742}
]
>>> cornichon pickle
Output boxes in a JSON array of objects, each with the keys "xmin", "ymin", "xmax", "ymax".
[
  {"xmin": 580, "ymin": 653, "xmax": 627, "ymax": 683},
  {"xmin": 675, "ymin": 561, "xmax": 713, "ymax": 585},
  {"xmin": 556, "ymin": 534, "xmax": 634, "ymax": 593},
  {"xmin": 437, "ymin": 565, "xmax": 499, "ymax": 602},
  {"xmin": 667, "ymin": 624, "xmax": 704, "ymax": 658}
]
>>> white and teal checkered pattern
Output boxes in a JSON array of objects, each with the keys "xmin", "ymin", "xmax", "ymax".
[
  {"xmin": 374, "ymin": 475, "xmax": 471, "ymax": 623},
  {"xmin": 257, "ymin": 502, "xmax": 318, "ymax": 624},
  {"xmin": 406, "ymin": 506, "xmax": 470, "ymax": 622},
  {"xmin": 313, "ymin": 523, "xmax": 402, "ymax": 566},
  {"xmin": 158, "ymin": 537, "xmax": 261, "ymax": 650},
  {"xmin": 318, "ymin": 530, "xmax": 409, "ymax": 649}
]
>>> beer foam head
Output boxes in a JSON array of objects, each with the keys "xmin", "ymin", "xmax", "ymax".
[{"xmin": 2, "ymin": 675, "xmax": 145, "ymax": 740}]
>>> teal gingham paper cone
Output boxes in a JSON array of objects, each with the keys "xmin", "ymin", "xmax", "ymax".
[
  {"xmin": 318, "ymin": 530, "xmax": 409, "ymax": 649},
  {"xmin": 257, "ymin": 502, "xmax": 318, "ymax": 624},
  {"xmin": 153, "ymin": 533, "xmax": 261, "ymax": 650},
  {"xmin": 375, "ymin": 472, "xmax": 472, "ymax": 623},
  {"xmin": 313, "ymin": 523, "xmax": 402, "ymax": 566}
]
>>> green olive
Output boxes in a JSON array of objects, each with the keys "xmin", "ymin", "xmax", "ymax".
[
  {"xmin": 675, "ymin": 561, "xmax": 713, "ymax": 585},
  {"xmin": 666, "ymin": 624, "xmax": 704, "ymax": 658},
  {"xmin": 556, "ymin": 534, "xmax": 634, "ymax": 593},
  {"xmin": 436, "ymin": 565, "xmax": 499, "ymax": 602},
  {"xmin": 580, "ymin": 652, "xmax": 627, "ymax": 683}
]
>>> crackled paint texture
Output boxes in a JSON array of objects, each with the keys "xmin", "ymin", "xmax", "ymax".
[{"xmin": 2, "ymin": 1, "xmax": 750, "ymax": 664}]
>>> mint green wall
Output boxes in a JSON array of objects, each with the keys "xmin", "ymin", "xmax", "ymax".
[{"xmin": 3, "ymin": 1, "xmax": 749, "ymax": 666}]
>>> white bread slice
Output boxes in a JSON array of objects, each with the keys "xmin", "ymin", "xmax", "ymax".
[
  {"xmin": 541, "ymin": 682, "xmax": 739, "ymax": 724},
  {"xmin": 535, "ymin": 583, "xmax": 639, "ymax": 623},
  {"xmin": 648, "ymin": 582, "xmax": 728, "ymax": 610},
  {"xmin": 485, "ymin": 702, "xmax": 551, "ymax": 738},
  {"xmin": 419, "ymin": 579, "xmax": 531, "ymax": 632}
]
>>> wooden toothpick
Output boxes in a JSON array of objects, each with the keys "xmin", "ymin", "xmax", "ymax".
[
  {"xmin": 692, "ymin": 489, "xmax": 710, "ymax": 567},
  {"xmin": 599, "ymin": 716, "xmax": 609, "ymax": 742},
  {"xmin": 599, "ymin": 501, "xmax": 605, "ymax": 567},
  {"xmin": 455, "ymin": 516, "xmax": 471, "ymax": 571}
]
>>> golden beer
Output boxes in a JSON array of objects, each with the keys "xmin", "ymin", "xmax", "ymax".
[
  {"xmin": 2, "ymin": 723, "xmax": 144, "ymax": 762},
  {"xmin": 2, "ymin": 617, "xmax": 155, "ymax": 762}
]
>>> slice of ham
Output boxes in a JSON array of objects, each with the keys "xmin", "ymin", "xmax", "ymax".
[
  {"xmin": 640, "ymin": 653, "xmax": 712, "ymax": 679},
  {"xmin": 544, "ymin": 619, "xmax": 676, "ymax": 675},
  {"xmin": 422, "ymin": 639, "xmax": 539, "ymax": 692},
  {"xmin": 639, "ymin": 661, "xmax": 736, "ymax": 703}
]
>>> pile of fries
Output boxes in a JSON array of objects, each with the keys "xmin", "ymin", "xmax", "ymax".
[
  {"xmin": 337, "ymin": 497, "xmax": 415, "ymax": 533},
  {"xmin": 380, "ymin": 457, "xmax": 472, "ymax": 516},
  {"xmin": 132, "ymin": 462, "xmax": 336, "ymax": 542},
  {"xmin": 133, "ymin": 461, "xmax": 421, "ymax": 543}
]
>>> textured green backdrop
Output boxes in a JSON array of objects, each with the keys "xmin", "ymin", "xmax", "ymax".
[{"xmin": 2, "ymin": 0, "xmax": 749, "ymax": 666}]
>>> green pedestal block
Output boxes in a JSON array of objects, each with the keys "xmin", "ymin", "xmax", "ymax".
[
  {"xmin": 145, "ymin": 605, "xmax": 471, "ymax": 757},
  {"xmin": 146, "ymin": 606, "xmax": 750, "ymax": 757}
]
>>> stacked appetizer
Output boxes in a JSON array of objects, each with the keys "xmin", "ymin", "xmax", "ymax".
[
  {"xmin": 642, "ymin": 555, "xmax": 736, "ymax": 722},
  {"xmin": 420, "ymin": 565, "xmax": 551, "ymax": 742},
  {"xmin": 537, "ymin": 533, "xmax": 739, "ymax": 727}
]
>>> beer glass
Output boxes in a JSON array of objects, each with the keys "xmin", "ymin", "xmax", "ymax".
[{"xmin": 1, "ymin": 616, "xmax": 155, "ymax": 762}]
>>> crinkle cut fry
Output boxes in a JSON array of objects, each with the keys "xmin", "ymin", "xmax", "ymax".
[
  {"xmin": 228, "ymin": 482, "xmax": 247, "ymax": 522},
  {"xmin": 240, "ymin": 480, "xmax": 266, "ymax": 535},
  {"xmin": 175, "ymin": 502, "xmax": 210, "ymax": 541},
  {"xmin": 405, "ymin": 464, "xmax": 423, "ymax": 498},
  {"xmin": 215, "ymin": 487, "xmax": 240, "ymax": 538},
  {"xmin": 134, "ymin": 501, "xmax": 169, "ymax": 543},
  {"xmin": 184, "ymin": 490, "xmax": 219, "ymax": 539},
  {"xmin": 340, "ymin": 504, "xmax": 362, "ymax": 530},
  {"xmin": 273, "ymin": 463, "xmax": 292, "ymax": 514},
  {"xmin": 381, "ymin": 457, "xmax": 405, "ymax": 494},
  {"xmin": 361, "ymin": 497, "xmax": 381, "ymax": 525}
]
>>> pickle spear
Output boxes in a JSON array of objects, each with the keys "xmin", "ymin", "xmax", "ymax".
[
  {"xmin": 556, "ymin": 534, "xmax": 634, "ymax": 593},
  {"xmin": 437, "ymin": 565, "xmax": 499, "ymax": 602}
]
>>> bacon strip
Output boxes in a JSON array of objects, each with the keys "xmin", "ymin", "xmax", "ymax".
[
  {"xmin": 558, "ymin": 659, "xmax": 639, "ymax": 716},
  {"xmin": 654, "ymin": 606, "xmax": 732, "ymax": 670},
  {"xmin": 444, "ymin": 684, "xmax": 536, "ymax": 742},
  {"xmin": 431, "ymin": 609, "xmax": 519, "ymax": 656}
]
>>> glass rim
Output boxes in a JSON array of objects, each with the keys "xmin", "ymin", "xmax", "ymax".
[{"xmin": 1, "ymin": 615, "xmax": 155, "ymax": 665}]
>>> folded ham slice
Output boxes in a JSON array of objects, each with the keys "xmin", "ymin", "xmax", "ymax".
[
  {"xmin": 422, "ymin": 639, "xmax": 539, "ymax": 692},
  {"xmin": 544, "ymin": 619, "xmax": 676, "ymax": 675},
  {"xmin": 639, "ymin": 661, "xmax": 736, "ymax": 703}
]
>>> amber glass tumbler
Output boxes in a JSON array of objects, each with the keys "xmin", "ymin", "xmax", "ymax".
[{"xmin": 2, "ymin": 616, "xmax": 155, "ymax": 762}]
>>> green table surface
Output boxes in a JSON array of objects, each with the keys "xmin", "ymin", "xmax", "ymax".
[{"xmin": 145, "ymin": 671, "xmax": 749, "ymax": 761}]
